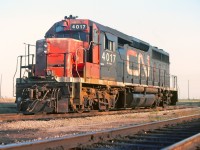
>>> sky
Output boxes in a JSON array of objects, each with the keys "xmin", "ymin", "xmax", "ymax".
[{"xmin": 0, "ymin": 0, "xmax": 200, "ymax": 99}]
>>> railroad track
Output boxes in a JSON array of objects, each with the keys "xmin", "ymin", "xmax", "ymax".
[
  {"xmin": 0, "ymin": 114, "xmax": 199, "ymax": 150},
  {"xmin": 0, "ymin": 105, "xmax": 195, "ymax": 122},
  {"xmin": 83, "ymin": 116, "xmax": 200, "ymax": 150}
]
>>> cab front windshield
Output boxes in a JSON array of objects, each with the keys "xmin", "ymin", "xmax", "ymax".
[{"xmin": 52, "ymin": 31, "xmax": 88, "ymax": 42}]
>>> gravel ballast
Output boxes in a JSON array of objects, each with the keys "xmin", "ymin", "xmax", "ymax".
[{"xmin": 0, "ymin": 107, "xmax": 199, "ymax": 145}]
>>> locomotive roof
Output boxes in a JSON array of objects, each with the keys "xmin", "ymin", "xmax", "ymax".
[
  {"xmin": 92, "ymin": 20, "xmax": 169, "ymax": 56},
  {"xmin": 45, "ymin": 17, "xmax": 168, "ymax": 55},
  {"xmin": 152, "ymin": 46, "xmax": 169, "ymax": 56},
  {"xmin": 93, "ymin": 20, "xmax": 150, "ymax": 46},
  {"xmin": 45, "ymin": 18, "xmax": 149, "ymax": 46}
]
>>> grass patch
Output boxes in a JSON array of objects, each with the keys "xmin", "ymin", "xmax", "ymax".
[
  {"xmin": 178, "ymin": 99, "xmax": 200, "ymax": 102},
  {"xmin": 177, "ymin": 99, "xmax": 200, "ymax": 107}
]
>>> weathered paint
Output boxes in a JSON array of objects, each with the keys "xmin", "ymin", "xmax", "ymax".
[{"xmin": 35, "ymin": 38, "xmax": 91, "ymax": 77}]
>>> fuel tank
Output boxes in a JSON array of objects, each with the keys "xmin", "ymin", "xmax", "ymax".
[{"xmin": 130, "ymin": 94, "xmax": 155, "ymax": 107}]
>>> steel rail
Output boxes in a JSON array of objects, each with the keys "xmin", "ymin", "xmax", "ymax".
[
  {"xmin": 0, "ymin": 105, "xmax": 194, "ymax": 122},
  {"xmin": 162, "ymin": 133, "xmax": 200, "ymax": 150},
  {"xmin": 0, "ymin": 114, "xmax": 199, "ymax": 150}
]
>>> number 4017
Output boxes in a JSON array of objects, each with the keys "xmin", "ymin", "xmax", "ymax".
[
  {"xmin": 71, "ymin": 24, "xmax": 87, "ymax": 30},
  {"xmin": 102, "ymin": 52, "xmax": 116, "ymax": 63}
]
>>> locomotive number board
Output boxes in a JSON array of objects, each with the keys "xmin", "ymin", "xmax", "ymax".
[{"xmin": 70, "ymin": 24, "xmax": 87, "ymax": 30}]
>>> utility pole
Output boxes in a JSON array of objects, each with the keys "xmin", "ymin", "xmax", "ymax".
[{"xmin": 188, "ymin": 80, "xmax": 190, "ymax": 100}]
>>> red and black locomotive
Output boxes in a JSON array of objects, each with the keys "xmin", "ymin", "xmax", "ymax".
[{"xmin": 15, "ymin": 15, "xmax": 178, "ymax": 114}]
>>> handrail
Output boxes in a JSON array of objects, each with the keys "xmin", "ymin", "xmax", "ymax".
[
  {"xmin": 75, "ymin": 41, "xmax": 93, "ymax": 80},
  {"xmin": 13, "ymin": 54, "xmax": 35, "ymax": 97}
]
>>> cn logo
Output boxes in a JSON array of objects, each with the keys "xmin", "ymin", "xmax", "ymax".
[{"xmin": 127, "ymin": 49, "xmax": 150, "ymax": 77}]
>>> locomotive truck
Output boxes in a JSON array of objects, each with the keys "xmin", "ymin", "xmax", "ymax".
[{"xmin": 15, "ymin": 15, "xmax": 178, "ymax": 114}]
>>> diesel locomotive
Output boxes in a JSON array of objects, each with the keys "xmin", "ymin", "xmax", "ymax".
[{"xmin": 15, "ymin": 15, "xmax": 178, "ymax": 114}]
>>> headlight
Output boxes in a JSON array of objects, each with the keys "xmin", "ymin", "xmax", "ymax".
[
  {"xmin": 17, "ymin": 97, "xmax": 21, "ymax": 102},
  {"xmin": 44, "ymin": 43, "xmax": 47, "ymax": 48},
  {"xmin": 47, "ymin": 70, "xmax": 52, "ymax": 76},
  {"xmin": 43, "ymin": 42, "xmax": 48, "ymax": 54}
]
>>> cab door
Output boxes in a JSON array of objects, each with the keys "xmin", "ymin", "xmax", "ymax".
[
  {"xmin": 92, "ymin": 23, "xmax": 99, "ymax": 64},
  {"xmin": 84, "ymin": 23, "xmax": 100, "ymax": 79},
  {"xmin": 100, "ymin": 32, "xmax": 117, "ymax": 80}
]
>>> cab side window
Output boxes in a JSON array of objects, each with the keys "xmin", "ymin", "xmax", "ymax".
[{"xmin": 104, "ymin": 33, "xmax": 115, "ymax": 51}]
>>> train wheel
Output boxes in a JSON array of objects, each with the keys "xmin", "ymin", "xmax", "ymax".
[
  {"xmin": 98, "ymin": 98, "xmax": 109, "ymax": 111},
  {"xmin": 76, "ymin": 109, "xmax": 84, "ymax": 113},
  {"xmin": 160, "ymin": 100, "xmax": 169, "ymax": 108},
  {"xmin": 151, "ymin": 99, "xmax": 160, "ymax": 108},
  {"xmin": 75, "ymin": 105, "xmax": 84, "ymax": 113}
]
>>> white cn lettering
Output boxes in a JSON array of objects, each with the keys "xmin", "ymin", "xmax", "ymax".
[
  {"xmin": 127, "ymin": 50, "xmax": 150, "ymax": 77},
  {"xmin": 127, "ymin": 50, "xmax": 139, "ymax": 76}
]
